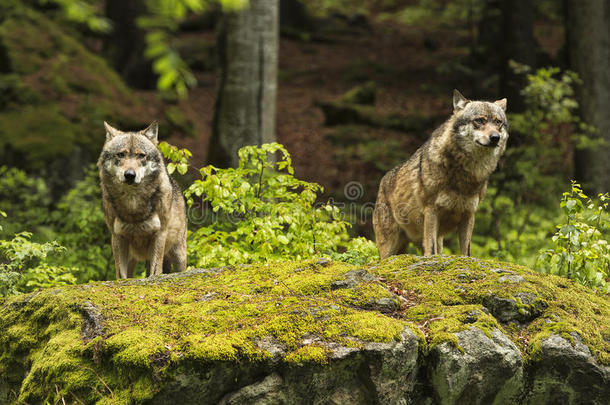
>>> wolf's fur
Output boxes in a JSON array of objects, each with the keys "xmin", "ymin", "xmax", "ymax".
[
  {"xmin": 373, "ymin": 90, "xmax": 508, "ymax": 258},
  {"xmin": 98, "ymin": 121, "xmax": 187, "ymax": 278}
]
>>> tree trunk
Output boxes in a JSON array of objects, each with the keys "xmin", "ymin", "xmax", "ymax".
[
  {"xmin": 499, "ymin": 0, "xmax": 536, "ymax": 112},
  {"xmin": 104, "ymin": 0, "xmax": 155, "ymax": 89},
  {"xmin": 209, "ymin": 0, "xmax": 279, "ymax": 168},
  {"xmin": 567, "ymin": 0, "xmax": 610, "ymax": 194}
]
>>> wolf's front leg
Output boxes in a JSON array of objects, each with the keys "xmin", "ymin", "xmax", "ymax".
[
  {"xmin": 458, "ymin": 212, "xmax": 475, "ymax": 256},
  {"xmin": 149, "ymin": 231, "xmax": 168, "ymax": 276},
  {"xmin": 111, "ymin": 235, "xmax": 131, "ymax": 279},
  {"xmin": 423, "ymin": 207, "xmax": 439, "ymax": 255}
]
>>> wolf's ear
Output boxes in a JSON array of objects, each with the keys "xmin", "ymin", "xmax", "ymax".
[
  {"xmin": 494, "ymin": 98, "xmax": 507, "ymax": 111},
  {"xmin": 141, "ymin": 121, "xmax": 159, "ymax": 145},
  {"xmin": 104, "ymin": 121, "xmax": 121, "ymax": 142},
  {"xmin": 453, "ymin": 89, "xmax": 469, "ymax": 112}
]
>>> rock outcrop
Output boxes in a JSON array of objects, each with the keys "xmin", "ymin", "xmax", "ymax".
[{"xmin": 0, "ymin": 255, "xmax": 608, "ymax": 404}]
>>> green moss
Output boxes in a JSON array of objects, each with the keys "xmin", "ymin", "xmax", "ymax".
[
  {"xmin": 0, "ymin": 2, "xmax": 143, "ymax": 168},
  {"xmin": 1, "ymin": 255, "xmax": 608, "ymax": 403},
  {"xmin": 0, "ymin": 7, "xmax": 131, "ymax": 99},
  {"xmin": 0, "ymin": 105, "xmax": 79, "ymax": 167},
  {"xmin": 367, "ymin": 255, "xmax": 609, "ymax": 363},
  {"xmin": 285, "ymin": 344, "xmax": 331, "ymax": 365}
]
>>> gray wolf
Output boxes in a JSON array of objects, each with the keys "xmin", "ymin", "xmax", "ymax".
[
  {"xmin": 98, "ymin": 121, "xmax": 187, "ymax": 278},
  {"xmin": 373, "ymin": 90, "xmax": 508, "ymax": 258}
]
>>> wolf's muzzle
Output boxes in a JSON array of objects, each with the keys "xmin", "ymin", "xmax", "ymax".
[
  {"xmin": 124, "ymin": 169, "xmax": 136, "ymax": 184},
  {"xmin": 489, "ymin": 132, "xmax": 500, "ymax": 147}
]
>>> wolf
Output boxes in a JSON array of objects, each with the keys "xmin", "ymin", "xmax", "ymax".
[
  {"xmin": 98, "ymin": 121, "xmax": 187, "ymax": 279},
  {"xmin": 373, "ymin": 90, "xmax": 508, "ymax": 258}
]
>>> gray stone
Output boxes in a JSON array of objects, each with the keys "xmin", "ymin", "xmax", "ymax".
[
  {"xmin": 483, "ymin": 292, "xmax": 547, "ymax": 324},
  {"xmin": 365, "ymin": 327, "xmax": 420, "ymax": 404},
  {"xmin": 370, "ymin": 297, "xmax": 400, "ymax": 313},
  {"xmin": 498, "ymin": 274, "xmax": 525, "ymax": 283},
  {"xmin": 429, "ymin": 327, "xmax": 523, "ymax": 405},
  {"xmin": 255, "ymin": 336, "xmax": 287, "ymax": 361},
  {"xmin": 79, "ymin": 301, "xmax": 104, "ymax": 340},
  {"xmin": 330, "ymin": 269, "xmax": 376, "ymax": 290},
  {"xmin": 219, "ymin": 373, "xmax": 285, "ymax": 405},
  {"xmin": 525, "ymin": 333, "xmax": 610, "ymax": 405}
]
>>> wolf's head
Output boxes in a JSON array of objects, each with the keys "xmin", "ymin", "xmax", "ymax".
[
  {"xmin": 98, "ymin": 122, "xmax": 163, "ymax": 185},
  {"xmin": 451, "ymin": 90, "xmax": 508, "ymax": 155}
]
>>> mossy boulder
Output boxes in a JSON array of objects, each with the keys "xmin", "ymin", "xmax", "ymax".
[
  {"xmin": 0, "ymin": 1, "xmax": 144, "ymax": 183},
  {"xmin": 315, "ymin": 100, "xmax": 434, "ymax": 135},
  {"xmin": 339, "ymin": 81, "xmax": 376, "ymax": 105},
  {"xmin": 1, "ymin": 256, "xmax": 609, "ymax": 404}
]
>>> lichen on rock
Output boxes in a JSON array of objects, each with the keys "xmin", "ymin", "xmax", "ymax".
[{"xmin": 0, "ymin": 255, "xmax": 608, "ymax": 404}]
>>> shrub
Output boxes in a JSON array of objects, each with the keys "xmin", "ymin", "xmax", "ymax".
[
  {"xmin": 537, "ymin": 182, "xmax": 609, "ymax": 291},
  {"xmin": 49, "ymin": 165, "xmax": 113, "ymax": 282},
  {"xmin": 0, "ymin": 166, "xmax": 50, "ymax": 237},
  {"xmin": 183, "ymin": 143, "xmax": 378, "ymax": 268},
  {"xmin": 0, "ymin": 230, "xmax": 76, "ymax": 297}
]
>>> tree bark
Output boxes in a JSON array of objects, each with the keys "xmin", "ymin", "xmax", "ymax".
[
  {"xmin": 500, "ymin": 0, "xmax": 536, "ymax": 112},
  {"xmin": 567, "ymin": 0, "xmax": 610, "ymax": 194},
  {"xmin": 104, "ymin": 0, "xmax": 155, "ymax": 89},
  {"xmin": 209, "ymin": 0, "xmax": 279, "ymax": 168}
]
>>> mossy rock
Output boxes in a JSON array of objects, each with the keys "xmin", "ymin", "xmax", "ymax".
[
  {"xmin": 315, "ymin": 99, "xmax": 435, "ymax": 136},
  {"xmin": 0, "ymin": 2, "xmax": 145, "ymax": 181},
  {"xmin": 0, "ymin": 256, "xmax": 608, "ymax": 404},
  {"xmin": 340, "ymin": 81, "xmax": 376, "ymax": 105}
]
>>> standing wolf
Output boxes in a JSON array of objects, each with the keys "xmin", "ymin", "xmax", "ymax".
[
  {"xmin": 98, "ymin": 121, "xmax": 187, "ymax": 278},
  {"xmin": 373, "ymin": 90, "xmax": 508, "ymax": 258}
]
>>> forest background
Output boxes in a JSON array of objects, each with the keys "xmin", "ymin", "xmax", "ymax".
[{"xmin": 0, "ymin": 0, "xmax": 608, "ymax": 295}]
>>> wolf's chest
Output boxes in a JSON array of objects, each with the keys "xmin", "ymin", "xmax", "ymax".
[
  {"xmin": 435, "ymin": 190, "xmax": 479, "ymax": 213},
  {"xmin": 113, "ymin": 214, "xmax": 161, "ymax": 236}
]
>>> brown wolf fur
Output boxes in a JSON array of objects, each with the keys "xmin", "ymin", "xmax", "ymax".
[
  {"xmin": 98, "ymin": 121, "xmax": 187, "ymax": 278},
  {"xmin": 373, "ymin": 90, "xmax": 508, "ymax": 258}
]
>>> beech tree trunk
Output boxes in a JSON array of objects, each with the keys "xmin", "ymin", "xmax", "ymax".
[
  {"xmin": 500, "ymin": 0, "xmax": 536, "ymax": 112},
  {"xmin": 209, "ymin": 0, "xmax": 279, "ymax": 168},
  {"xmin": 104, "ymin": 0, "xmax": 155, "ymax": 89},
  {"xmin": 567, "ymin": 0, "xmax": 610, "ymax": 194}
]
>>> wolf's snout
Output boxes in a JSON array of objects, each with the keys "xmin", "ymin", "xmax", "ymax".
[
  {"xmin": 489, "ymin": 132, "xmax": 500, "ymax": 146},
  {"xmin": 124, "ymin": 169, "xmax": 136, "ymax": 183}
]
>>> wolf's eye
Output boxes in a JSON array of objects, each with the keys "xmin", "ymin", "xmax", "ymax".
[
  {"xmin": 117, "ymin": 152, "xmax": 126, "ymax": 158},
  {"xmin": 474, "ymin": 117, "xmax": 486, "ymax": 125},
  {"xmin": 494, "ymin": 119, "xmax": 503, "ymax": 126},
  {"xmin": 137, "ymin": 153, "xmax": 147, "ymax": 159}
]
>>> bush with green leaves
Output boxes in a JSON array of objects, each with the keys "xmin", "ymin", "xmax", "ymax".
[
  {"xmin": 49, "ymin": 165, "xmax": 114, "ymax": 282},
  {"xmin": 182, "ymin": 143, "xmax": 378, "ymax": 268},
  {"xmin": 537, "ymin": 182, "xmax": 609, "ymax": 292},
  {"xmin": 0, "ymin": 230, "xmax": 76, "ymax": 297},
  {"xmin": 0, "ymin": 166, "xmax": 51, "ymax": 237}
]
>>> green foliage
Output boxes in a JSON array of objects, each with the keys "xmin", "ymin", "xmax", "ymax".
[
  {"xmin": 0, "ymin": 231, "xmax": 76, "ymax": 297},
  {"xmin": 43, "ymin": 0, "xmax": 112, "ymax": 32},
  {"xmin": 185, "ymin": 143, "xmax": 376, "ymax": 268},
  {"xmin": 473, "ymin": 65, "xmax": 591, "ymax": 266},
  {"xmin": 0, "ymin": 166, "xmax": 50, "ymax": 237},
  {"xmin": 537, "ymin": 182, "xmax": 609, "ymax": 292},
  {"xmin": 328, "ymin": 236, "xmax": 379, "ymax": 265},
  {"xmin": 140, "ymin": 0, "xmax": 248, "ymax": 97},
  {"xmin": 0, "ymin": 165, "xmax": 112, "ymax": 286},
  {"xmin": 144, "ymin": 29, "xmax": 197, "ymax": 98},
  {"xmin": 510, "ymin": 63, "xmax": 600, "ymax": 151},
  {"xmin": 158, "ymin": 141, "xmax": 192, "ymax": 175},
  {"xmin": 49, "ymin": 165, "xmax": 113, "ymax": 282}
]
